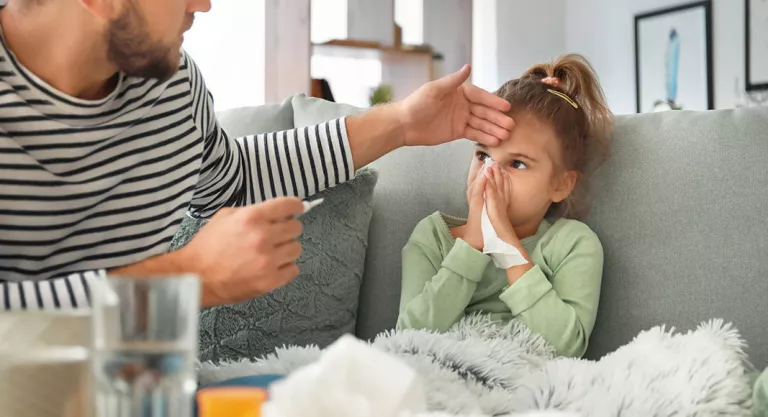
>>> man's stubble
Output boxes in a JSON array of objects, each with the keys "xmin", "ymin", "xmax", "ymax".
[{"xmin": 106, "ymin": 0, "xmax": 180, "ymax": 82}]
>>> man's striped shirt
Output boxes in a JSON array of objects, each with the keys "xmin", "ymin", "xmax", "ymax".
[{"xmin": 0, "ymin": 40, "xmax": 354, "ymax": 310}]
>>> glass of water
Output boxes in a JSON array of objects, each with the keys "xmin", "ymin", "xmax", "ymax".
[{"xmin": 90, "ymin": 274, "xmax": 200, "ymax": 417}]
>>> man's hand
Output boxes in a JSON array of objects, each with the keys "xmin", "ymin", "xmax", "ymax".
[
  {"xmin": 397, "ymin": 65, "xmax": 515, "ymax": 148},
  {"xmin": 346, "ymin": 65, "xmax": 515, "ymax": 169},
  {"xmin": 176, "ymin": 197, "xmax": 305, "ymax": 307}
]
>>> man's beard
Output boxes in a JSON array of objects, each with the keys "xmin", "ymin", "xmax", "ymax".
[{"xmin": 106, "ymin": 1, "xmax": 180, "ymax": 81}]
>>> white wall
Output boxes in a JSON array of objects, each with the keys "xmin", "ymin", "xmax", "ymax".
[
  {"xmin": 472, "ymin": 0, "xmax": 499, "ymax": 92},
  {"xmin": 313, "ymin": 0, "xmax": 395, "ymax": 46},
  {"xmin": 185, "ymin": 0, "xmax": 312, "ymax": 108},
  {"xmin": 395, "ymin": 0, "xmax": 424, "ymax": 45},
  {"xmin": 347, "ymin": 0, "xmax": 395, "ymax": 45},
  {"xmin": 311, "ymin": 0, "xmax": 348, "ymax": 43},
  {"xmin": 566, "ymin": 0, "xmax": 745, "ymax": 114},
  {"xmin": 183, "ymin": 0, "xmax": 266, "ymax": 111},
  {"xmin": 495, "ymin": 0, "xmax": 566, "ymax": 83},
  {"xmin": 471, "ymin": 0, "xmax": 565, "ymax": 92},
  {"xmin": 423, "ymin": 0, "xmax": 473, "ymax": 78}
]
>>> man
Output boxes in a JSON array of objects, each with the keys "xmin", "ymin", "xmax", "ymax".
[{"xmin": 0, "ymin": 0, "xmax": 514, "ymax": 310}]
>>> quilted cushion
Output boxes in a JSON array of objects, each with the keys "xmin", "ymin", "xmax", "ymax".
[{"xmin": 171, "ymin": 169, "xmax": 378, "ymax": 363}]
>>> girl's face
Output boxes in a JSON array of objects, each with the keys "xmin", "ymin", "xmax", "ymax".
[{"xmin": 466, "ymin": 112, "xmax": 576, "ymax": 233}]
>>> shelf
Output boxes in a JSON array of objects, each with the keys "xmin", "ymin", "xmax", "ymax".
[
  {"xmin": 312, "ymin": 39, "xmax": 435, "ymax": 61},
  {"xmin": 310, "ymin": 39, "xmax": 436, "ymax": 106}
]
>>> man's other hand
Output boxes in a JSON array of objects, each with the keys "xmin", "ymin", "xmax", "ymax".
[{"xmin": 178, "ymin": 197, "xmax": 304, "ymax": 307}]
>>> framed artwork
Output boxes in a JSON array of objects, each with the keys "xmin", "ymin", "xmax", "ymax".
[
  {"xmin": 746, "ymin": 0, "xmax": 768, "ymax": 91},
  {"xmin": 635, "ymin": 1, "xmax": 713, "ymax": 113}
]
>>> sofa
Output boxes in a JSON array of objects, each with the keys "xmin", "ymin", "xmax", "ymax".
[{"xmin": 213, "ymin": 95, "xmax": 768, "ymax": 369}]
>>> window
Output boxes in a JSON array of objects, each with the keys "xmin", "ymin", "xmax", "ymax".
[
  {"xmin": 182, "ymin": 0, "xmax": 266, "ymax": 111},
  {"xmin": 311, "ymin": 0, "xmax": 348, "ymax": 44}
]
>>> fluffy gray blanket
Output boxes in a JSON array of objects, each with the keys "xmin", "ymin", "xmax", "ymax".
[{"xmin": 198, "ymin": 316, "xmax": 753, "ymax": 416}]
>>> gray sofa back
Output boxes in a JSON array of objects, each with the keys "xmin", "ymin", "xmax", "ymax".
[{"xmin": 359, "ymin": 108, "xmax": 768, "ymax": 368}]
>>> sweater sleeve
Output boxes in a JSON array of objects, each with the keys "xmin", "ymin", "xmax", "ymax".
[
  {"xmin": 183, "ymin": 52, "xmax": 355, "ymax": 218},
  {"xmin": 397, "ymin": 228, "xmax": 492, "ymax": 332},
  {"xmin": 0, "ymin": 270, "xmax": 104, "ymax": 311},
  {"xmin": 498, "ymin": 223, "xmax": 603, "ymax": 358}
]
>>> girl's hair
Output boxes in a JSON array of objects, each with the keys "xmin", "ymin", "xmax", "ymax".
[{"xmin": 495, "ymin": 54, "xmax": 613, "ymax": 219}]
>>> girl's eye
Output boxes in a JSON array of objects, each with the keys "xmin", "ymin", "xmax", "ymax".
[
  {"xmin": 475, "ymin": 151, "xmax": 489, "ymax": 161},
  {"xmin": 511, "ymin": 160, "xmax": 528, "ymax": 170}
]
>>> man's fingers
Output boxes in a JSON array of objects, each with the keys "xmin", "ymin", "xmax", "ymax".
[
  {"xmin": 266, "ymin": 219, "xmax": 303, "ymax": 244},
  {"xmin": 275, "ymin": 241, "xmax": 303, "ymax": 263},
  {"xmin": 431, "ymin": 64, "xmax": 471, "ymax": 92},
  {"xmin": 276, "ymin": 263, "xmax": 301, "ymax": 283},
  {"xmin": 465, "ymin": 127, "xmax": 500, "ymax": 147},
  {"xmin": 470, "ymin": 104, "xmax": 515, "ymax": 131},
  {"xmin": 258, "ymin": 263, "xmax": 300, "ymax": 295},
  {"xmin": 214, "ymin": 207, "xmax": 237, "ymax": 218},
  {"xmin": 246, "ymin": 197, "xmax": 304, "ymax": 222},
  {"xmin": 468, "ymin": 115, "xmax": 511, "ymax": 142},
  {"xmin": 462, "ymin": 83, "xmax": 511, "ymax": 112}
]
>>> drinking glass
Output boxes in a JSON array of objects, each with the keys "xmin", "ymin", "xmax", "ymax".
[{"xmin": 90, "ymin": 274, "xmax": 200, "ymax": 417}]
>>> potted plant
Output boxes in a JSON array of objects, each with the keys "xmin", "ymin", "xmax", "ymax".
[{"xmin": 369, "ymin": 84, "xmax": 393, "ymax": 106}]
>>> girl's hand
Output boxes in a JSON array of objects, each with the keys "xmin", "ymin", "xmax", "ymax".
[
  {"xmin": 486, "ymin": 165, "xmax": 534, "ymax": 284},
  {"xmin": 485, "ymin": 165, "xmax": 519, "ymax": 245},
  {"xmin": 462, "ymin": 170, "xmax": 487, "ymax": 251}
]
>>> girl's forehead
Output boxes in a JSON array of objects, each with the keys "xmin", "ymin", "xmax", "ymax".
[{"xmin": 497, "ymin": 116, "xmax": 559, "ymax": 157}]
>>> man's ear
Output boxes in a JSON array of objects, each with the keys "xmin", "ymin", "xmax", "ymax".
[
  {"xmin": 551, "ymin": 170, "xmax": 578, "ymax": 204},
  {"xmin": 78, "ymin": 0, "xmax": 118, "ymax": 21}
]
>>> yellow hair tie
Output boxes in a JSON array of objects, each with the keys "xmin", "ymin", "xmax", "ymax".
[{"xmin": 547, "ymin": 89, "xmax": 579, "ymax": 109}]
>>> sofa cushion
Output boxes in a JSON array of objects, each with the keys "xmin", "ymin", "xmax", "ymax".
[
  {"xmin": 582, "ymin": 108, "xmax": 768, "ymax": 367},
  {"xmin": 290, "ymin": 94, "xmax": 364, "ymax": 127},
  {"xmin": 216, "ymin": 96, "xmax": 295, "ymax": 138},
  {"xmin": 171, "ymin": 169, "xmax": 378, "ymax": 363}
]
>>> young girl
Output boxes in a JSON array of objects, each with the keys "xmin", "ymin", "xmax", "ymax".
[{"xmin": 397, "ymin": 54, "xmax": 613, "ymax": 358}]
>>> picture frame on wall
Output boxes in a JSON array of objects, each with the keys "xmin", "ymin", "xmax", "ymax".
[
  {"xmin": 634, "ymin": 1, "xmax": 713, "ymax": 113},
  {"xmin": 746, "ymin": 0, "xmax": 768, "ymax": 91}
]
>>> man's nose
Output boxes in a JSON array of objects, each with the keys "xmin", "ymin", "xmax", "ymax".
[{"xmin": 188, "ymin": 0, "xmax": 212, "ymax": 14}]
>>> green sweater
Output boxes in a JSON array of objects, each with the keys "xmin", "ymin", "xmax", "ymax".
[{"xmin": 397, "ymin": 211, "xmax": 604, "ymax": 358}]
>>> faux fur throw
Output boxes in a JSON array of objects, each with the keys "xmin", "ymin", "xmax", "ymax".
[{"xmin": 198, "ymin": 316, "xmax": 753, "ymax": 416}]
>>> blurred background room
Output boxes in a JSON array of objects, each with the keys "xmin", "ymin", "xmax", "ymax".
[{"xmin": 183, "ymin": 0, "xmax": 767, "ymax": 114}]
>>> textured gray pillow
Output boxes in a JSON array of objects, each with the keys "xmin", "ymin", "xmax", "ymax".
[{"xmin": 170, "ymin": 169, "xmax": 378, "ymax": 363}]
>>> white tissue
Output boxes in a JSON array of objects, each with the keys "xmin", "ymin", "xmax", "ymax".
[
  {"xmin": 262, "ymin": 335, "xmax": 427, "ymax": 417},
  {"xmin": 480, "ymin": 158, "xmax": 529, "ymax": 269}
]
